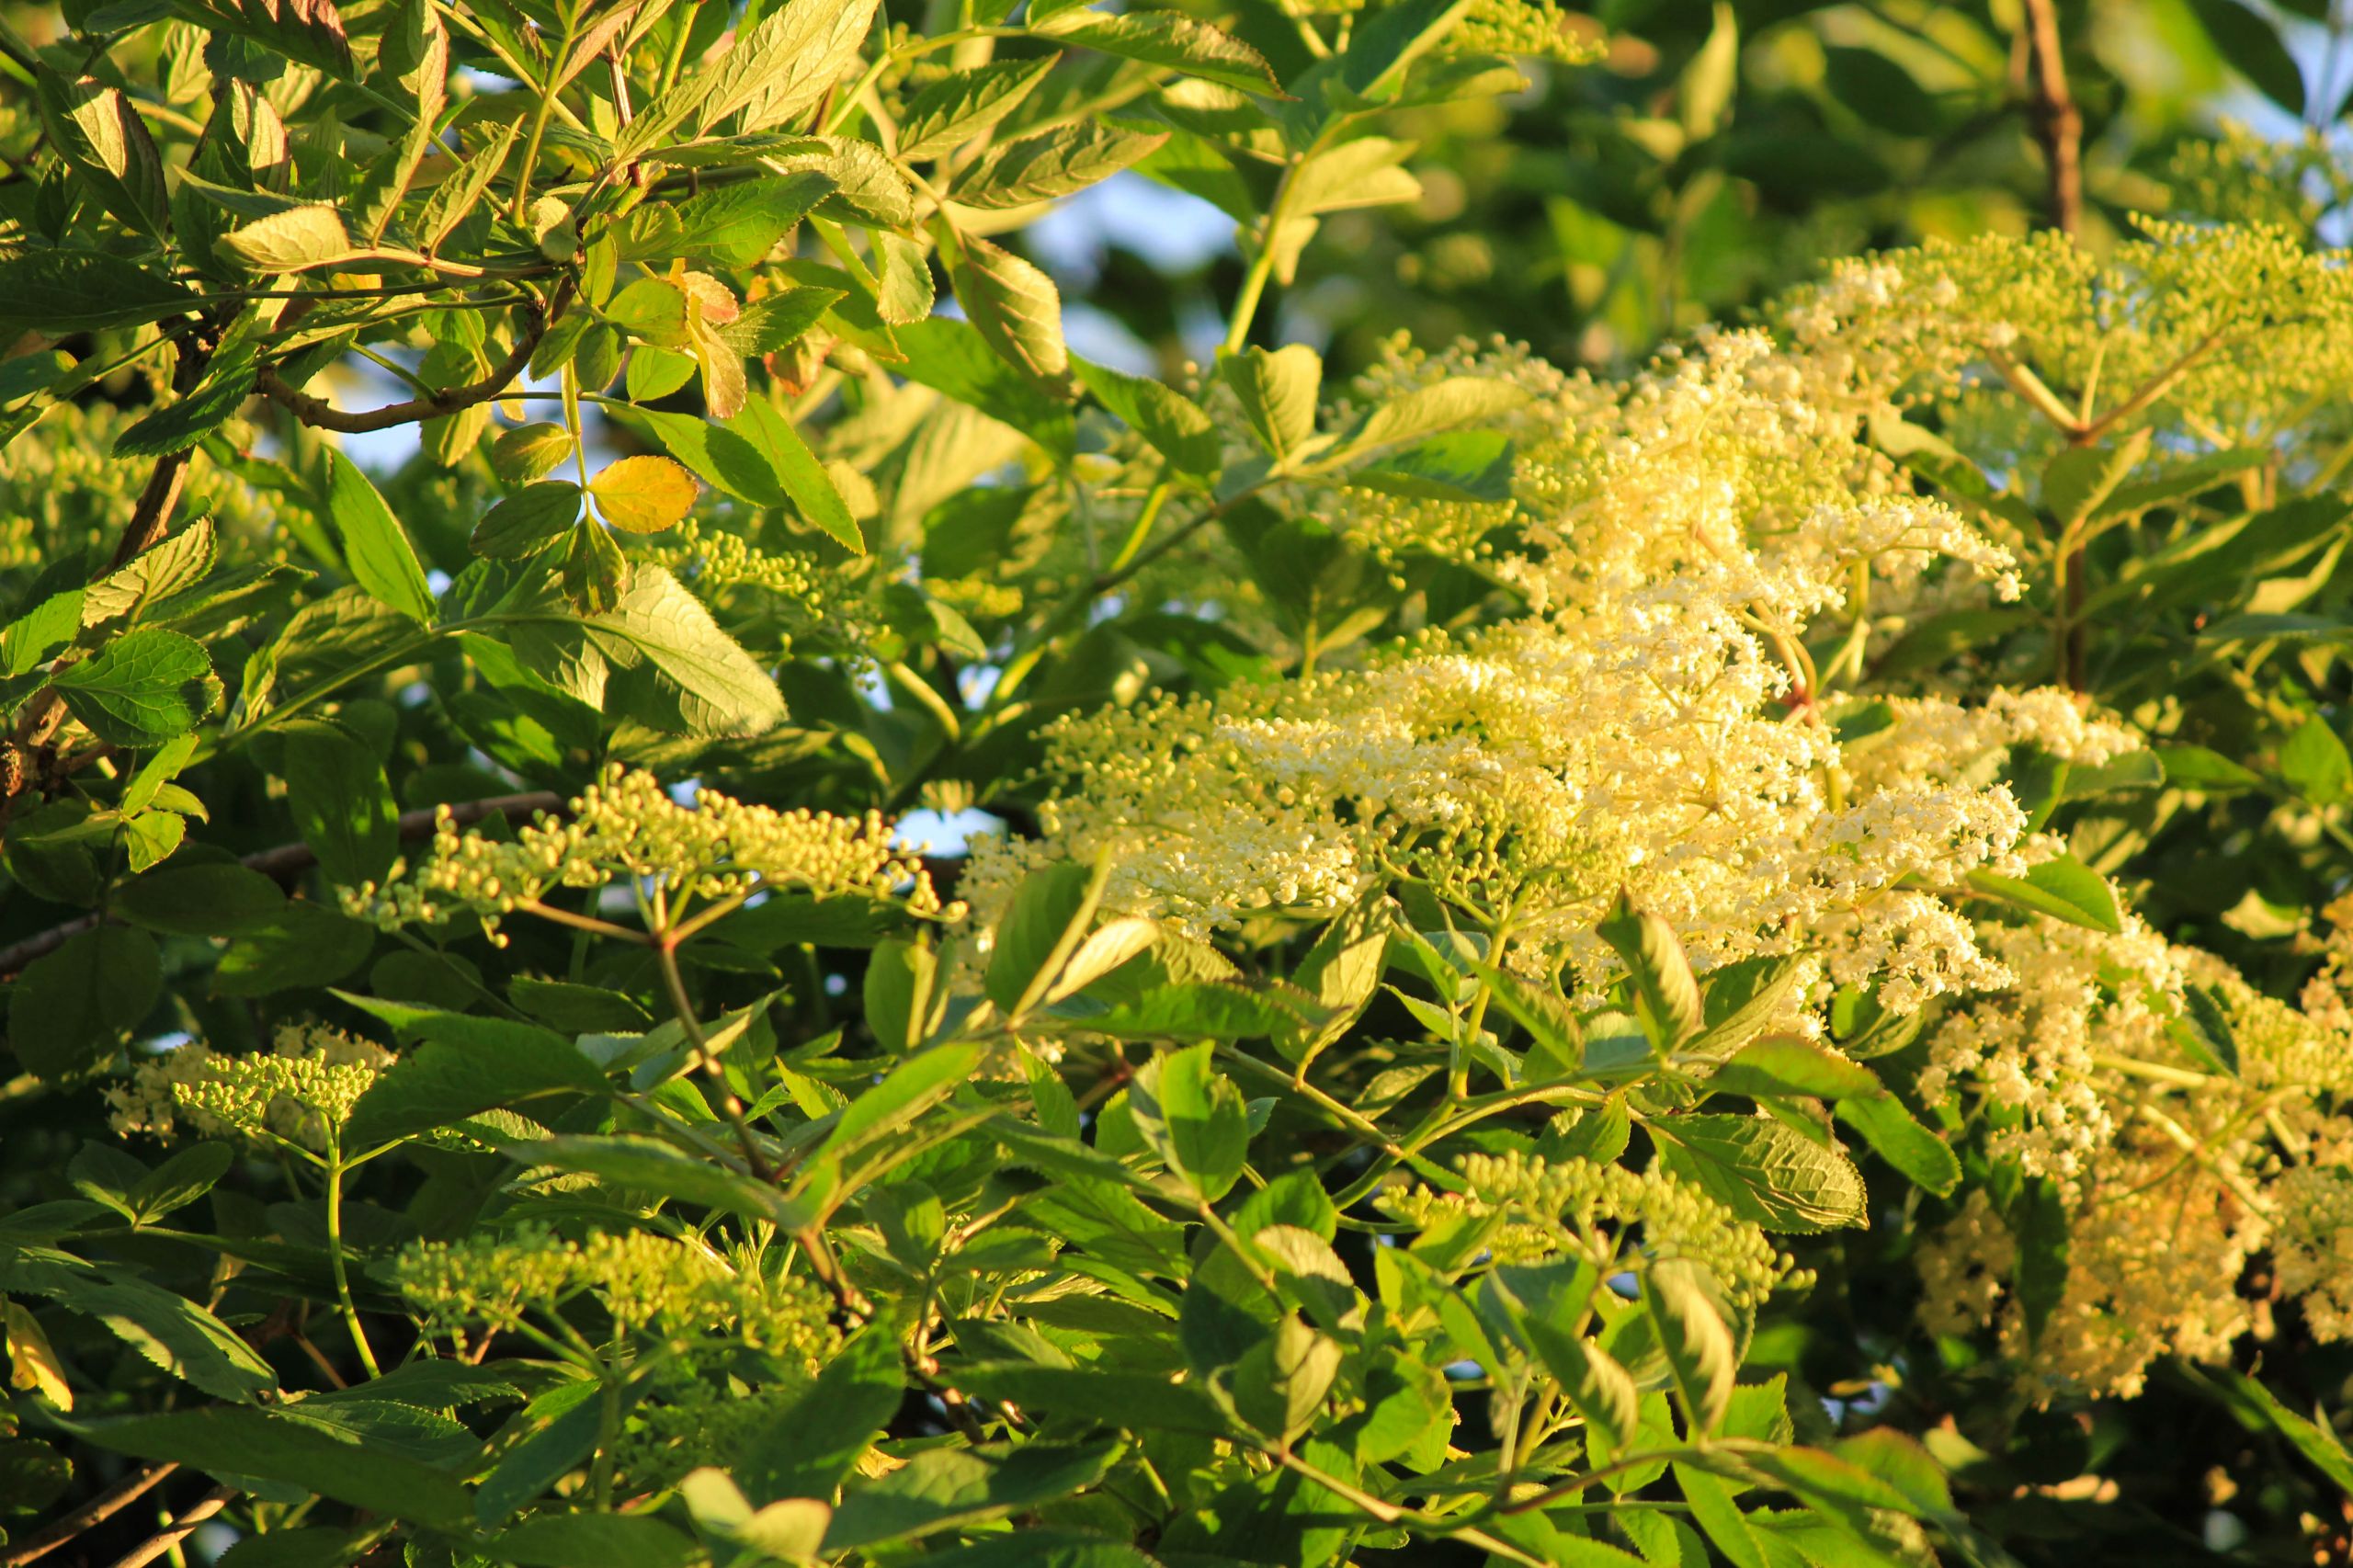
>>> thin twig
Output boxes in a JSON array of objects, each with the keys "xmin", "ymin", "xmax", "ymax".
[
  {"xmin": 1, "ymin": 1464, "xmax": 178, "ymax": 1568},
  {"xmin": 2018, "ymin": 0, "xmax": 2082, "ymax": 238},
  {"xmin": 101, "ymin": 1485, "xmax": 233, "ymax": 1568},
  {"xmin": 0, "ymin": 791, "xmax": 561, "ymax": 978},
  {"xmin": 257, "ymin": 283, "xmax": 570, "ymax": 434}
]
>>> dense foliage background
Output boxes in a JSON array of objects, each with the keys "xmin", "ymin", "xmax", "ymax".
[{"xmin": 6, "ymin": 0, "xmax": 2353, "ymax": 1564}]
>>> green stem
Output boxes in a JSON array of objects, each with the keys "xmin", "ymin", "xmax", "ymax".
[
  {"xmin": 509, "ymin": 17, "xmax": 580, "ymax": 224},
  {"xmin": 324, "ymin": 1145, "xmax": 381, "ymax": 1380},
  {"xmin": 654, "ymin": 936, "xmax": 776, "ymax": 1181}
]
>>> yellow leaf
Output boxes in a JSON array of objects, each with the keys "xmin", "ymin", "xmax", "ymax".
[
  {"xmin": 6, "ymin": 1301, "xmax": 71, "ymax": 1411},
  {"xmin": 589, "ymin": 455, "xmax": 699, "ymax": 535}
]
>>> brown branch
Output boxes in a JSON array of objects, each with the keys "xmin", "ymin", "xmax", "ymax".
[
  {"xmin": 0, "ymin": 790, "xmax": 562, "ymax": 978},
  {"xmin": 257, "ymin": 282, "xmax": 572, "ymax": 435},
  {"xmin": 1, "ymin": 1464, "xmax": 179, "ymax": 1568},
  {"xmin": 2019, "ymin": 0, "xmax": 2082, "ymax": 238},
  {"xmin": 6, "ymin": 337, "xmax": 215, "ymax": 800},
  {"xmin": 102, "ymin": 1484, "xmax": 233, "ymax": 1568}
]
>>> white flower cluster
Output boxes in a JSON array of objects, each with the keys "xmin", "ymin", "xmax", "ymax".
[
  {"xmin": 345, "ymin": 764, "xmax": 954, "ymax": 943},
  {"xmin": 1915, "ymin": 914, "xmax": 2353, "ymax": 1400},
  {"xmin": 108, "ymin": 1024, "xmax": 391, "ymax": 1153},
  {"xmin": 393, "ymin": 1224, "xmax": 835, "ymax": 1363},
  {"xmin": 1381, "ymin": 1149, "xmax": 1800, "ymax": 1308},
  {"xmin": 969, "ymin": 324, "xmax": 2045, "ymax": 1013}
]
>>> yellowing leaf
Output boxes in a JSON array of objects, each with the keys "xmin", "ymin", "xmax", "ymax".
[
  {"xmin": 6, "ymin": 1301, "xmax": 71, "ymax": 1411},
  {"xmin": 589, "ymin": 456, "xmax": 699, "ymax": 534}
]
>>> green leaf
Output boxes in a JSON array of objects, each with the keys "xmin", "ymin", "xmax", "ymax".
[
  {"xmin": 220, "ymin": 203, "xmax": 359, "ymax": 273},
  {"xmin": 37, "ymin": 72, "xmax": 170, "ymax": 238},
  {"xmin": 1965, "ymin": 855, "xmax": 2122, "ymax": 934},
  {"xmin": 951, "ymin": 1363, "xmax": 1232, "ymax": 1436},
  {"xmin": 112, "ymin": 863, "xmax": 287, "ymax": 936},
  {"xmin": 1487, "ymin": 1267, "xmax": 1636, "ymax": 1448},
  {"xmin": 1282, "ymin": 136, "xmax": 1421, "ymax": 221},
  {"xmin": 985, "ymin": 861, "xmax": 1104, "ymax": 1014},
  {"xmin": 810, "ymin": 1042, "xmax": 985, "ymax": 1174},
  {"xmin": 2103, "ymin": 448, "xmax": 2264, "ymax": 515},
  {"xmin": 2280, "ymin": 716, "xmax": 2353, "ymax": 805},
  {"xmin": 1674, "ymin": 1460, "xmax": 1765, "ymax": 1568},
  {"xmin": 492, "ymin": 1514, "xmax": 703, "ymax": 1568},
  {"xmin": 730, "ymin": 399, "xmax": 863, "ymax": 551},
  {"xmin": 949, "ymin": 231, "xmax": 1072, "ymax": 392},
  {"xmin": 626, "ymin": 0, "xmax": 880, "ymax": 153},
  {"xmin": 506, "ymin": 564, "xmax": 788, "ymax": 737},
  {"xmin": 740, "ymin": 1324, "xmax": 904, "ymax": 1501},
  {"xmin": 215, "ymin": 903, "xmax": 375, "ymax": 996},
  {"xmin": 417, "ymin": 121, "xmax": 521, "ymax": 251},
  {"xmin": 864, "ymin": 937, "xmax": 941, "ymax": 1054},
  {"xmin": 1088, "ymin": 983, "xmax": 1300, "ymax": 1040},
  {"xmin": 165, "ymin": 0, "xmax": 353, "ymax": 76},
  {"xmin": 281, "ymin": 725, "xmax": 398, "ymax": 889},
  {"xmin": 1834, "ymin": 1095, "xmax": 1961, "ymax": 1197},
  {"xmin": 1031, "ymin": 9, "xmax": 1281, "ymax": 95},
  {"xmin": 2013, "ymin": 1178, "xmax": 2070, "ymax": 1346},
  {"xmin": 1679, "ymin": 2, "xmax": 1739, "ymax": 138},
  {"xmin": 676, "ymin": 169, "xmax": 835, "ymax": 267},
  {"xmin": 2188, "ymin": 0, "xmax": 2305, "ymax": 113},
  {"xmin": 873, "ymin": 233, "xmax": 935, "ymax": 326},
  {"xmin": 1644, "ymin": 1259, "xmax": 1734, "ymax": 1433},
  {"xmin": 1129, "ymin": 1040, "xmax": 1250, "ymax": 1200},
  {"xmin": 510, "ymin": 978, "xmax": 652, "ymax": 1035},
  {"xmin": 0, "ymin": 251, "xmax": 197, "ymax": 335},
  {"xmin": 824, "ymin": 1439, "xmax": 1124, "ymax": 1550},
  {"xmin": 1827, "ymin": 1428, "xmax": 1952, "ymax": 1515},
  {"xmin": 492, "ymin": 424, "xmax": 574, "ymax": 485},
  {"xmin": 0, "ymin": 1256, "xmax": 275, "ymax": 1402},
  {"xmin": 51, "ymin": 628, "xmax": 214, "ymax": 746},
  {"xmin": 2043, "ymin": 436, "xmax": 2155, "ymax": 530},
  {"xmin": 9, "ymin": 925, "xmax": 160, "ymax": 1079},
  {"xmin": 343, "ymin": 1009, "xmax": 608, "ymax": 1147},
  {"xmin": 2169, "ymin": 983, "xmax": 2240, "ymax": 1077},
  {"xmin": 1597, "ymin": 892, "xmax": 1702, "ymax": 1048},
  {"xmin": 1, "ymin": 589, "xmax": 85, "ymax": 677},
  {"xmin": 472, "ymin": 483, "xmax": 583, "ymax": 558},
  {"xmin": 79, "ymin": 1406, "xmax": 471, "ymax": 1528},
  {"xmin": 1220, "ymin": 344, "xmax": 1322, "ymax": 464},
  {"xmin": 2212, "ymin": 1368, "xmax": 2353, "ymax": 1497},
  {"xmin": 621, "ymin": 409, "xmax": 780, "ymax": 506},
  {"xmin": 511, "ymin": 1134, "xmax": 812, "ymax": 1228},
  {"xmin": 898, "ymin": 55, "xmax": 1060, "ymax": 160},
  {"xmin": 115, "ymin": 329, "xmax": 263, "ymax": 458},
  {"xmin": 85, "ymin": 518, "xmax": 219, "ymax": 629},
  {"xmin": 1686, "ymin": 955, "xmax": 1809, "ymax": 1062},
  {"xmin": 2158, "ymin": 744, "xmax": 2264, "ymax": 793},
  {"xmin": 125, "ymin": 1142, "xmax": 234, "ymax": 1223},
  {"xmin": 953, "ymin": 123, "xmax": 1168, "ymax": 210},
  {"xmin": 1074, "ymin": 357, "xmax": 1220, "ymax": 480},
  {"xmin": 323, "ymin": 451, "xmax": 437, "ymax": 623},
  {"xmin": 0, "ymin": 349, "xmax": 71, "ymax": 407},
  {"xmin": 1338, "ymin": 374, "xmax": 1529, "ymax": 459},
  {"xmin": 1654, "ymin": 1113, "xmax": 1867, "ymax": 1233},
  {"xmin": 1707, "ymin": 1036, "xmax": 1881, "ymax": 1101},
  {"xmin": 1345, "ymin": 429, "xmax": 1514, "ymax": 502},
  {"xmin": 474, "ymin": 1381, "xmax": 601, "ymax": 1526}
]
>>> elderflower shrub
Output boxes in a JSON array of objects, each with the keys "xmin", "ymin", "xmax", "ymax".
[{"xmin": 15, "ymin": 6, "xmax": 2353, "ymax": 1562}]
